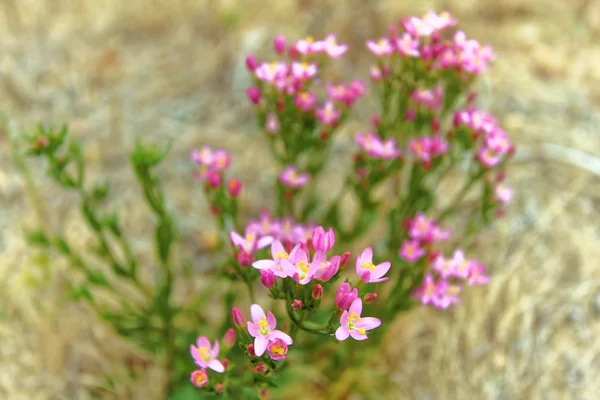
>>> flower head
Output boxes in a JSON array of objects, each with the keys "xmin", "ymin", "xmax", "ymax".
[
  {"xmin": 400, "ymin": 239, "xmax": 426, "ymax": 263},
  {"xmin": 494, "ymin": 183, "xmax": 513, "ymax": 204},
  {"xmin": 311, "ymin": 226, "xmax": 335, "ymax": 252},
  {"xmin": 280, "ymin": 245, "xmax": 323, "ymax": 285},
  {"xmin": 396, "ymin": 33, "xmax": 420, "ymax": 57},
  {"xmin": 316, "ymin": 101, "xmax": 341, "ymax": 126},
  {"xmin": 190, "ymin": 337, "xmax": 225, "ymax": 373},
  {"xmin": 335, "ymin": 282, "xmax": 358, "ymax": 310},
  {"xmin": 247, "ymin": 304, "xmax": 293, "ymax": 357},
  {"xmin": 267, "ymin": 338, "xmax": 289, "ymax": 361},
  {"xmin": 279, "ymin": 165, "xmax": 310, "ymax": 189},
  {"xmin": 366, "ymin": 38, "xmax": 394, "ymax": 56},
  {"xmin": 323, "ymin": 34, "xmax": 348, "ymax": 58},
  {"xmin": 190, "ymin": 369, "xmax": 208, "ymax": 388},
  {"xmin": 335, "ymin": 298, "xmax": 381, "ymax": 341},
  {"xmin": 356, "ymin": 247, "xmax": 391, "ymax": 283}
]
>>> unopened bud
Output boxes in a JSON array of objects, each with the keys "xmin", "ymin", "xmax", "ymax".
[
  {"xmin": 291, "ymin": 299, "xmax": 303, "ymax": 311},
  {"xmin": 245, "ymin": 55, "xmax": 258, "ymax": 72},
  {"xmin": 215, "ymin": 383, "xmax": 225, "ymax": 393},
  {"xmin": 363, "ymin": 293, "xmax": 378, "ymax": 304},
  {"xmin": 260, "ymin": 270, "xmax": 276, "ymax": 288},
  {"xmin": 260, "ymin": 388, "xmax": 270, "ymax": 399},
  {"xmin": 274, "ymin": 35, "xmax": 286, "ymax": 54},
  {"xmin": 312, "ymin": 284, "xmax": 323, "ymax": 300},
  {"xmin": 223, "ymin": 328, "xmax": 236, "ymax": 347},
  {"xmin": 247, "ymin": 344, "xmax": 256, "ymax": 357},
  {"xmin": 232, "ymin": 307, "xmax": 246, "ymax": 328},
  {"xmin": 255, "ymin": 363, "xmax": 266, "ymax": 373},
  {"xmin": 339, "ymin": 252, "xmax": 351, "ymax": 268},
  {"xmin": 227, "ymin": 178, "xmax": 243, "ymax": 197},
  {"xmin": 220, "ymin": 358, "xmax": 229, "ymax": 370}
]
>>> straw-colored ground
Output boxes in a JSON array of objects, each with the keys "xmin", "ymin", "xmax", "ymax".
[{"xmin": 1, "ymin": 0, "xmax": 600, "ymax": 399}]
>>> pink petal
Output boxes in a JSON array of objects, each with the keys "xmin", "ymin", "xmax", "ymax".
[
  {"xmin": 369, "ymin": 277, "xmax": 390, "ymax": 283},
  {"xmin": 230, "ymin": 232, "xmax": 245, "ymax": 248},
  {"xmin": 247, "ymin": 322, "xmax": 260, "ymax": 337},
  {"xmin": 250, "ymin": 304, "xmax": 266, "ymax": 323},
  {"xmin": 208, "ymin": 359, "xmax": 224, "ymax": 373},
  {"xmin": 349, "ymin": 330, "xmax": 368, "ymax": 341},
  {"xmin": 212, "ymin": 340, "xmax": 220, "ymax": 357},
  {"xmin": 373, "ymin": 262, "xmax": 391, "ymax": 278},
  {"xmin": 267, "ymin": 311, "xmax": 277, "ymax": 330},
  {"xmin": 312, "ymin": 250, "xmax": 327, "ymax": 266},
  {"xmin": 280, "ymin": 259, "xmax": 297, "ymax": 277},
  {"xmin": 271, "ymin": 240, "xmax": 285, "ymax": 259},
  {"xmin": 335, "ymin": 326, "xmax": 350, "ymax": 341},
  {"xmin": 190, "ymin": 345, "xmax": 201, "ymax": 361},
  {"xmin": 252, "ymin": 260, "xmax": 276, "ymax": 270},
  {"xmin": 339, "ymin": 310, "xmax": 349, "ymax": 325},
  {"xmin": 257, "ymin": 236, "xmax": 273, "ymax": 249},
  {"xmin": 349, "ymin": 298, "xmax": 362, "ymax": 316},
  {"xmin": 269, "ymin": 330, "xmax": 293, "ymax": 345},
  {"xmin": 196, "ymin": 336, "xmax": 210, "ymax": 349},
  {"xmin": 254, "ymin": 336, "xmax": 269, "ymax": 357},
  {"xmin": 357, "ymin": 317, "xmax": 381, "ymax": 331}
]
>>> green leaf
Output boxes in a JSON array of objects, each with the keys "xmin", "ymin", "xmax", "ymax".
[
  {"xmin": 53, "ymin": 236, "xmax": 71, "ymax": 255},
  {"xmin": 26, "ymin": 230, "xmax": 51, "ymax": 247},
  {"xmin": 155, "ymin": 218, "xmax": 174, "ymax": 265},
  {"xmin": 86, "ymin": 270, "xmax": 110, "ymax": 287},
  {"xmin": 92, "ymin": 181, "xmax": 111, "ymax": 202}
]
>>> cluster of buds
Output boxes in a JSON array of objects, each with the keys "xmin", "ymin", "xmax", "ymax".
[{"xmin": 191, "ymin": 146, "xmax": 242, "ymax": 217}]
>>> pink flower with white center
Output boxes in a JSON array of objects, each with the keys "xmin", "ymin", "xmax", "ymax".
[
  {"xmin": 311, "ymin": 226, "xmax": 335, "ymax": 252},
  {"xmin": 467, "ymin": 262, "xmax": 489, "ymax": 286},
  {"xmin": 255, "ymin": 62, "xmax": 288, "ymax": 82},
  {"xmin": 356, "ymin": 247, "xmax": 391, "ymax": 283},
  {"xmin": 436, "ymin": 282, "xmax": 462, "ymax": 309},
  {"xmin": 295, "ymin": 36, "xmax": 322, "ymax": 54},
  {"xmin": 212, "ymin": 150, "xmax": 231, "ymax": 171},
  {"xmin": 335, "ymin": 298, "xmax": 381, "ymax": 341},
  {"xmin": 294, "ymin": 92, "xmax": 317, "ymax": 111},
  {"xmin": 396, "ymin": 33, "xmax": 420, "ymax": 57},
  {"xmin": 402, "ymin": 17, "xmax": 435, "ymax": 37},
  {"xmin": 409, "ymin": 213, "xmax": 434, "ymax": 240},
  {"xmin": 366, "ymin": 38, "xmax": 394, "ymax": 56},
  {"xmin": 409, "ymin": 137, "xmax": 432, "ymax": 163},
  {"xmin": 280, "ymin": 245, "xmax": 323, "ymax": 285},
  {"xmin": 267, "ymin": 338, "xmax": 288, "ymax": 361},
  {"xmin": 495, "ymin": 183, "xmax": 513, "ymax": 204},
  {"xmin": 313, "ymin": 255, "xmax": 340, "ymax": 282},
  {"xmin": 291, "ymin": 62, "xmax": 317, "ymax": 80},
  {"xmin": 431, "ymin": 225, "xmax": 451, "ymax": 242},
  {"xmin": 485, "ymin": 131, "xmax": 511, "ymax": 154},
  {"xmin": 247, "ymin": 304, "xmax": 293, "ymax": 357},
  {"xmin": 190, "ymin": 369, "xmax": 208, "ymax": 388},
  {"xmin": 400, "ymin": 239, "xmax": 426, "ymax": 263},
  {"xmin": 435, "ymin": 47, "xmax": 458, "ymax": 69},
  {"xmin": 422, "ymin": 10, "xmax": 456, "ymax": 31},
  {"xmin": 430, "ymin": 134, "xmax": 449, "ymax": 156},
  {"xmin": 323, "ymin": 34, "xmax": 348, "ymax": 58},
  {"xmin": 432, "ymin": 255, "xmax": 455, "ymax": 278},
  {"xmin": 316, "ymin": 102, "xmax": 341, "ymax": 126},
  {"xmin": 335, "ymin": 282, "xmax": 358, "ymax": 310},
  {"xmin": 266, "ymin": 113, "xmax": 280, "ymax": 134},
  {"xmin": 190, "ymin": 337, "xmax": 225, "ymax": 373},
  {"xmin": 191, "ymin": 146, "xmax": 214, "ymax": 166},
  {"xmin": 327, "ymin": 83, "xmax": 348, "ymax": 103},
  {"xmin": 411, "ymin": 87, "xmax": 443, "ymax": 110},
  {"xmin": 279, "ymin": 165, "xmax": 310, "ymax": 189},
  {"xmin": 477, "ymin": 146, "xmax": 503, "ymax": 168},
  {"xmin": 230, "ymin": 228, "xmax": 273, "ymax": 255},
  {"xmin": 252, "ymin": 240, "xmax": 291, "ymax": 278},
  {"xmin": 413, "ymin": 274, "xmax": 443, "ymax": 306},
  {"xmin": 448, "ymin": 249, "xmax": 471, "ymax": 279}
]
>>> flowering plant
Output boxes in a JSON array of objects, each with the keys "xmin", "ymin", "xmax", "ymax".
[{"xmin": 19, "ymin": 10, "xmax": 513, "ymax": 399}]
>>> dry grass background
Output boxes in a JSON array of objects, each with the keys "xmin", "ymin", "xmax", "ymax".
[{"xmin": 1, "ymin": 0, "xmax": 600, "ymax": 399}]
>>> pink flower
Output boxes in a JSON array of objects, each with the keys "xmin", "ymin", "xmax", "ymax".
[
  {"xmin": 232, "ymin": 307, "xmax": 246, "ymax": 328},
  {"xmin": 252, "ymin": 240, "xmax": 290, "ymax": 278},
  {"xmin": 312, "ymin": 284, "xmax": 323, "ymax": 299},
  {"xmin": 190, "ymin": 337, "xmax": 225, "ymax": 373},
  {"xmin": 467, "ymin": 262, "xmax": 489, "ymax": 286},
  {"xmin": 267, "ymin": 338, "xmax": 288, "ymax": 361},
  {"xmin": 246, "ymin": 87, "xmax": 262, "ymax": 105},
  {"xmin": 335, "ymin": 298, "xmax": 381, "ymax": 341},
  {"xmin": 291, "ymin": 62, "xmax": 318, "ymax": 80},
  {"xmin": 273, "ymin": 35, "xmax": 286, "ymax": 54},
  {"xmin": 255, "ymin": 62, "xmax": 288, "ymax": 82},
  {"xmin": 190, "ymin": 369, "xmax": 208, "ymax": 388},
  {"xmin": 295, "ymin": 36, "xmax": 323, "ymax": 54},
  {"xmin": 402, "ymin": 17, "xmax": 435, "ymax": 37},
  {"xmin": 294, "ymin": 92, "xmax": 317, "ymax": 111},
  {"xmin": 223, "ymin": 328, "xmax": 236, "ymax": 347},
  {"xmin": 356, "ymin": 247, "xmax": 391, "ymax": 283},
  {"xmin": 370, "ymin": 66, "xmax": 383, "ymax": 81},
  {"xmin": 280, "ymin": 245, "xmax": 323, "ymax": 285},
  {"xmin": 279, "ymin": 165, "xmax": 310, "ymax": 189},
  {"xmin": 311, "ymin": 226, "xmax": 335, "ymax": 252},
  {"xmin": 247, "ymin": 304, "xmax": 293, "ymax": 356},
  {"xmin": 226, "ymin": 178, "xmax": 243, "ymax": 197},
  {"xmin": 396, "ymin": 33, "xmax": 420, "ymax": 57},
  {"xmin": 356, "ymin": 132, "xmax": 401, "ymax": 160},
  {"xmin": 316, "ymin": 101, "xmax": 341, "ymax": 126},
  {"xmin": 230, "ymin": 227, "xmax": 273, "ymax": 255},
  {"xmin": 335, "ymin": 282, "xmax": 358, "ymax": 310},
  {"xmin": 313, "ymin": 255, "xmax": 340, "ymax": 282},
  {"xmin": 436, "ymin": 282, "xmax": 462, "ymax": 309},
  {"xmin": 495, "ymin": 183, "xmax": 513, "ymax": 204},
  {"xmin": 366, "ymin": 38, "xmax": 394, "ymax": 56},
  {"xmin": 400, "ymin": 239, "xmax": 426, "ymax": 263},
  {"xmin": 266, "ymin": 113, "xmax": 280, "ymax": 134},
  {"xmin": 212, "ymin": 150, "xmax": 231, "ymax": 171},
  {"xmin": 411, "ymin": 87, "xmax": 443, "ymax": 110},
  {"xmin": 429, "ymin": 134, "xmax": 449, "ymax": 156},
  {"xmin": 323, "ymin": 34, "xmax": 348, "ymax": 58},
  {"xmin": 422, "ymin": 10, "xmax": 456, "ymax": 31},
  {"xmin": 191, "ymin": 146, "xmax": 214, "ymax": 166},
  {"xmin": 413, "ymin": 274, "xmax": 442, "ymax": 306},
  {"xmin": 409, "ymin": 213, "xmax": 433, "ymax": 240},
  {"xmin": 260, "ymin": 270, "xmax": 276, "ymax": 288},
  {"xmin": 409, "ymin": 137, "xmax": 432, "ymax": 163},
  {"xmin": 477, "ymin": 146, "xmax": 503, "ymax": 168}
]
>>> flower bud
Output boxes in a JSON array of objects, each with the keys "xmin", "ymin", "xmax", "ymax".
[
  {"xmin": 223, "ymin": 328, "xmax": 236, "ymax": 347},
  {"xmin": 246, "ymin": 87, "xmax": 262, "ymax": 105},
  {"xmin": 312, "ymin": 284, "xmax": 323, "ymax": 300},
  {"xmin": 236, "ymin": 251, "xmax": 252, "ymax": 267},
  {"xmin": 335, "ymin": 282, "xmax": 358, "ymax": 310},
  {"xmin": 260, "ymin": 270, "xmax": 276, "ymax": 288},
  {"xmin": 339, "ymin": 252, "xmax": 351, "ymax": 269},
  {"xmin": 267, "ymin": 338, "xmax": 288, "ymax": 361},
  {"xmin": 206, "ymin": 170, "xmax": 221, "ymax": 189},
  {"xmin": 247, "ymin": 344, "xmax": 256, "ymax": 357},
  {"xmin": 190, "ymin": 369, "xmax": 208, "ymax": 388},
  {"xmin": 311, "ymin": 226, "xmax": 335, "ymax": 252},
  {"xmin": 232, "ymin": 307, "xmax": 246, "ymax": 328},
  {"xmin": 215, "ymin": 383, "xmax": 225, "ymax": 393},
  {"xmin": 227, "ymin": 178, "xmax": 243, "ymax": 197},
  {"xmin": 363, "ymin": 293, "xmax": 378, "ymax": 304},
  {"xmin": 255, "ymin": 363, "xmax": 266, "ymax": 373},
  {"xmin": 266, "ymin": 113, "xmax": 280, "ymax": 134},
  {"xmin": 431, "ymin": 117, "xmax": 440, "ymax": 133},
  {"xmin": 291, "ymin": 299, "xmax": 303, "ymax": 311},
  {"xmin": 371, "ymin": 114, "xmax": 381, "ymax": 127},
  {"xmin": 220, "ymin": 358, "xmax": 229, "ymax": 370},
  {"xmin": 260, "ymin": 388, "xmax": 270, "ymax": 399},
  {"xmin": 274, "ymin": 35, "xmax": 286, "ymax": 54},
  {"xmin": 245, "ymin": 55, "xmax": 258, "ymax": 72},
  {"xmin": 406, "ymin": 109, "xmax": 416, "ymax": 122}
]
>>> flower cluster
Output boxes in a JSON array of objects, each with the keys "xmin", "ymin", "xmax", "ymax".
[{"xmin": 189, "ymin": 330, "xmax": 236, "ymax": 390}]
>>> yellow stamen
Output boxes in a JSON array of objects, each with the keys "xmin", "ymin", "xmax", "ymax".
[
  {"xmin": 197, "ymin": 346, "xmax": 211, "ymax": 362},
  {"xmin": 275, "ymin": 252, "xmax": 289, "ymax": 260},
  {"xmin": 297, "ymin": 260, "xmax": 310, "ymax": 273},
  {"xmin": 258, "ymin": 316, "xmax": 270, "ymax": 336},
  {"xmin": 270, "ymin": 342, "xmax": 285, "ymax": 355},
  {"xmin": 358, "ymin": 328, "xmax": 366, "ymax": 335},
  {"xmin": 360, "ymin": 262, "xmax": 376, "ymax": 271}
]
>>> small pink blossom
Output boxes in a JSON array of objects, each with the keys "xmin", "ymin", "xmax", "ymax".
[
  {"xmin": 356, "ymin": 132, "xmax": 401, "ymax": 160},
  {"xmin": 429, "ymin": 134, "xmax": 449, "ymax": 157},
  {"xmin": 477, "ymin": 146, "xmax": 503, "ymax": 168},
  {"xmin": 191, "ymin": 146, "xmax": 214, "ymax": 166},
  {"xmin": 246, "ymin": 87, "xmax": 261, "ymax": 105},
  {"xmin": 252, "ymin": 240, "xmax": 290, "ymax": 278},
  {"xmin": 366, "ymin": 38, "xmax": 394, "ymax": 56},
  {"xmin": 409, "ymin": 137, "xmax": 432, "ymax": 163},
  {"xmin": 280, "ymin": 245, "xmax": 324, "ymax": 285},
  {"xmin": 335, "ymin": 282, "xmax": 358, "ymax": 310},
  {"xmin": 311, "ymin": 226, "xmax": 335, "ymax": 252},
  {"xmin": 402, "ymin": 17, "xmax": 435, "ymax": 37},
  {"xmin": 260, "ymin": 270, "xmax": 276, "ymax": 288},
  {"xmin": 190, "ymin": 369, "xmax": 208, "ymax": 388},
  {"xmin": 323, "ymin": 34, "xmax": 348, "ymax": 58},
  {"xmin": 313, "ymin": 255, "xmax": 340, "ymax": 282},
  {"xmin": 467, "ymin": 262, "xmax": 489, "ymax": 286},
  {"xmin": 413, "ymin": 274, "xmax": 442, "ymax": 306},
  {"xmin": 316, "ymin": 101, "xmax": 341, "ymax": 126},
  {"xmin": 273, "ymin": 35, "xmax": 286, "ymax": 54},
  {"xmin": 230, "ymin": 227, "xmax": 273, "ymax": 256},
  {"xmin": 495, "ymin": 183, "xmax": 513, "ymax": 204},
  {"xmin": 267, "ymin": 338, "xmax": 288, "ymax": 361},
  {"xmin": 266, "ymin": 113, "xmax": 280, "ymax": 134},
  {"xmin": 291, "ymin": 62, "xmax": 318, "ymax": 80},
  {"xmin": 396, "ymin": 33, "xmax": 420, "ymax": 57},
  {"xmin": 335, "ymin": 298, "xmax": 381, "ymax": 341},
  {"xmin": 295, "ymin": 36, "xmax": 323, "ymax": 54},
  {"xmin": 400, "ymin": 239, "xmax": 426, "ymax": 263},
  {"xmin": 411, "ymin": 87, "xmax": 443, "ymax": 110},
  {"xmin": 255, "ymin": 62, "xmax": 288, "ymax": 82},
  {"xmin": 356, "ymin": 247, "xmax": 391, "ymax": 283},
  {"xmin": 422, "ymin": 10, "xmax": 457, "ymax": 31},
  {"xmin": 436, "ymin": 282, "xmax": 462, "ymax": 309},
  {"xmin": 294, "ymin": 92, "xmax": 317, "ymax": 111},
  {"xmin": 212, "ymin": 150, "xmax": 231, "ymax": 171},
  {"xmin": 247, "ymin": 304, "xmax": 293, "ymax": 357},
  {"xmin": 190, "ymin": 337, "xmax": 225, "ymax": 373},
  {"xmin": 279, "ymin": 165, "xmax": 310, "ymax": 189}
]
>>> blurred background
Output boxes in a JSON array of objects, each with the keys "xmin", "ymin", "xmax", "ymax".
[{"xmin": 1, "ymin": 0, "xmax": 600, "ymax": 399}]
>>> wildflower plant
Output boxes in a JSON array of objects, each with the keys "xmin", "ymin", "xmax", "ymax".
[{"xmin": 18, "ymin": 10, "xmax": 514, "ymax": 400}]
